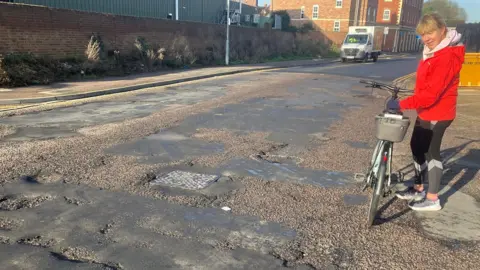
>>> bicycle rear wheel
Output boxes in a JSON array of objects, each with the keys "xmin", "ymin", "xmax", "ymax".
[{"xmin": 367, "ymin": 143, "xmax": 389, "ymax": 227}]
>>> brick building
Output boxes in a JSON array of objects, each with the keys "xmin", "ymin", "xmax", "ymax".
[
  {"xmin": 241, "ymin": 0, "xmax": 258, "ymax": 6},
  {"xmin": 377, "ymin": 0, "xmax": 423, "ymax": 52},
  {"xmin": 271, "ymin": 0, "xmax": 422, "ymax": 51},
  {"xmin": 271, "ymin": 0, "xmax": 379, "ymax": 45}
]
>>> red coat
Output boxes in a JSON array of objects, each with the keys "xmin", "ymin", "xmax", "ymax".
[{"xmin": 399, "ymin": 45, "xmax": 465, "ymax": 121}]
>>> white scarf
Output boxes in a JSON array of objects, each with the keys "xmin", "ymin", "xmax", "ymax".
[{"xmin": 423, "ymin": 29, "xmax": 462, "ymax": 60}]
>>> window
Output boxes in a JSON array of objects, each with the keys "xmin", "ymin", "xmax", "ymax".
[
  {"xmin": 333, "ymin": 21, "xmax": 340, "ymax": 32},
  {"xmin": 367, "ymin": 7, "xmax": 371, "ymax": 22},
  {"xmin": 336, "ymin": 0, "xmax": 343, "ymax": 8},
  {"xmin": 383, "ymin": 9, "xmax": 390, "ymax": 21},
  {"xmin": 300, "ymin": 6, "xmax": 305, "ymax": 19},
  {"xmin": 373, "ymin": 8, "xmax": 377, "ymax": 21},
  {"xmin": 312, "ymin": 5, "xmax": 319, "ymax": 19}
]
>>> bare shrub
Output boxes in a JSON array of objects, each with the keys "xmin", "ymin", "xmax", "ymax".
[
  {"xmin": 85, "ymin": 35, "xmax": 102, "ymax": 62},
  {"xmin": 157, "ymin": 48, "xmax": 166, "ymax": 61},
  {"xmin": 165, "ymin": 34, "xmax": 198, "ymax": 67},
  {"xmin": 146, "ymin": 49, "xmax": 157, "ymax": 71},
  {"xmin": 134, "ymin": 37, "xmax": 148, "ymax": 57}
]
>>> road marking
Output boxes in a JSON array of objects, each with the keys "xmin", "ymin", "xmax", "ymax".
[
  {"xmin": 393, "ymin": 72, "xmax": 416, "ymax": 83},
  {"xmin": 368, "ymin": 75, "xmax": 382, "ymax": 78}
]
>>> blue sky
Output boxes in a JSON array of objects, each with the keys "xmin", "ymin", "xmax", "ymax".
[
  {"xmin": 257, "ymin": 0, "xmax": 480, "ymax": 22},
  {"xmin": 458, "ymin": 0, "xmax": 480, "ymax": 22},
  {"xmin": 257, "ymin": 0, "xmax": 270, "ymax": 7}
]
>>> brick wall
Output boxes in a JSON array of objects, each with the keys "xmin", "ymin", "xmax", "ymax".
[
  {"xmin": 383, "ymin": 30, "xmax": 397, "ymax": 52},
  {"xmin": 0, "ymin": 2, "xmax": 331, "ymax": 59},
  {"xmin": 377, "ymin": 0, "xmax": 400, "ymax": 25},
  {"xmin": 358, "ymin": 0, "xmax": 379, "ymax": 26},
  {"xmin": 273, "ymin": 0, "xmax": 355, "ymax": 29},
  {"xmin": 374, "ymin": 0, "xmax": 423, "ymax": 52},
  {"xmin": 376, "ymin": 0, "xmax": 422, "ymax": 27},
  {"xmin": 271, "ymin": 0, "xmax": 382, "ymax": 46},
  {"xmin": 242, "ymin": 0, "xmax": 258, "ymax": 7},
  {"xmin": 399, "ymin": 0, "xmax": 423, "ymax": 28}
]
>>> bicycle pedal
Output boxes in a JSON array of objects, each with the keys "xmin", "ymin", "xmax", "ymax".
[{"xmin": 354, "ymin": 173, "xmax": 366, "ymax": 182}]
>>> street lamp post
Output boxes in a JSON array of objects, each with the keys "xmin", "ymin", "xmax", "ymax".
[
  {"xmin": 226, "ymin": 0, "xmax": 230, "ymax": 65},
  {"xmin": 175, "ymin": 0, "xmax": 179, "ymax": 20}
]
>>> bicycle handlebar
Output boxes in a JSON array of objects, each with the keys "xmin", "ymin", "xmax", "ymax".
[
  {"xmin": 359, "ymin": 80, "xmax": 414, "ymax": 114},
  {"xmin": 359, "ymin": 80, "xmax": 413, "ymax": 99}
]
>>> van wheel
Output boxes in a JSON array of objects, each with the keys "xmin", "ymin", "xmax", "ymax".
[
  {"xmin": 363, "ymin": 54, "xmax": 369, "ymax": 63},
  {"xmin": 373, "ymin": 55, "xmax": 378, "ymax": 62},
  {"xmin": 341, "ymin": 58, "xmax": 346, "ymax": 63}
]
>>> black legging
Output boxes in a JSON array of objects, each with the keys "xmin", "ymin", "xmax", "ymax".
[{"xmin": 410, "ymin": 118, "xmax": 452, "ymax": 194}]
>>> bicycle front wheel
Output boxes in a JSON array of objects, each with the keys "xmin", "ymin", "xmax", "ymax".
[{"xmin": 367, "ymin": 143, "xmax": 389, "ymax": 227}]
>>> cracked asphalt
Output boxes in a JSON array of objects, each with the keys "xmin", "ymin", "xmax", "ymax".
[{"xmin": 1, "ymin": 57, "xmax": 479, "ymax": 269}]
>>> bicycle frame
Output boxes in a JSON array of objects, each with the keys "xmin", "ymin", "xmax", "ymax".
[
  {"xmin": 367, "ymin": 139, "xmax": 394, "ymax": 194},
  {"xmin": 359, "ymin": 79, "xmax": 413, "ymax": 226}
]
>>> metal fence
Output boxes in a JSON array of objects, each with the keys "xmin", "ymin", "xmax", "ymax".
[
  {"xmin": 456, "ymin": 24, "xmax": 480, "ymax": 53},
  {"xmin": 12, "ymin": 0, "xmax": 261, "ymax": 25}
]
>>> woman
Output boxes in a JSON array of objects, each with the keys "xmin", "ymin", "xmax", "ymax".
[{"xmin": 387, "ymin": 13, "xmax": 465, "ymax": 211}]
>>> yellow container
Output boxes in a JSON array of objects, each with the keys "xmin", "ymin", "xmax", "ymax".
[{"xmin": 459, "ymin": 53, "xmax": 480, "ymax": 87}]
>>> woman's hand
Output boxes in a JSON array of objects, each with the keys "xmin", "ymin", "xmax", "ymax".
[{"xmin": 387, "ymin": 99, "xmax": 400, "ymax": 111}]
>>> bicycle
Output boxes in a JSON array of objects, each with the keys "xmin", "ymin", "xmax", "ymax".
[{"xmin": 355, "ymin": 80, "xmax": 414, "ymax": 227}]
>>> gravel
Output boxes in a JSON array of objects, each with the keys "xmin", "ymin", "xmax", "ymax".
[{"xmin": 0, "ymin": 70, "xmax": 478, "ymax": 269}]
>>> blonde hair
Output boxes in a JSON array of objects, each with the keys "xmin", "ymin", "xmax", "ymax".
[{"xmin": 416, "ymin": 13, "xmax": 447, "ymax": 35}]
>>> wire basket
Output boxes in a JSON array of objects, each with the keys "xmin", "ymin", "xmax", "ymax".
[{"xmin": 375, "ymin": 114, "xmax": 411, "ymax": 142}]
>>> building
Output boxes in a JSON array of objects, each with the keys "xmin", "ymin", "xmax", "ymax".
[
  {"xmin": 377, "ymin": 0, "xmax": 423, "ymax": 52},
  {"xmin": 242, "ymin": 0, "xmax": 259, "ymax": 6},
  {"xmin": 271, "ymin": 0, "xmax": 379, "ymax": 45},
  {"xmin": 8, "ymin": 0, "xmax": 260, "ymax": 25},
  {"xmin": 271, "ymin": 0, "xmax": 422, "ymax": 51}
]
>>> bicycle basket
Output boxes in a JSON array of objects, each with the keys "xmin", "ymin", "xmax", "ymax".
[{"xmin": 375, "ymin": 114, "xmax": 411, "ymax": 142}]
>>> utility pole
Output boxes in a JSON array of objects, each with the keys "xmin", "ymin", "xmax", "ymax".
[{"xmin": 225, "ymin": 0, "xmax": 230, "ymax": 65}]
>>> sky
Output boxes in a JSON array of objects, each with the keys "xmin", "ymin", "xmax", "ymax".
[
  {"xmin": 457, "ymin": 0, "xmax": 480, "ymax": 22},
  {"xmin": 257, "ymin": 0, "xmax": 270, "ymax": 7},
  {"xmin": 257, "ymin": 0, "xmax": 480, "ymax": 23}
]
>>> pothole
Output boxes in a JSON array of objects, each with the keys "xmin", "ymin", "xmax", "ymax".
[
  {"xmin": 100, "ymin": 222, "xmax": 116, "ymax": 235},
  {"xmin": 0, "ymin": 235, "xmax": 11, "ymax": 244},
  {"xmin": 0, "ymin": 217, "xmax": 24, "ymax": 231},
  {"xmin": 51, "ymin": 247, "xmax": 124, "ymax": 269},
  {"xmin": 250, "ymin": 152, "xmax": 304, "ymax": 165},
  {"xmin": 64, "ymin": 196, "xmax": 90, "ymax": 206},
  {"xmin": 0, "ymin": 194, "xmax": 55, "ymax": 211},
  {"xmin": 17, "ymin": 235, "xmax": 57, "ymax": 248}
]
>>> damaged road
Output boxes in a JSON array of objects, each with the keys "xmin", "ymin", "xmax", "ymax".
[{"xmin": 1, "ymin": 59, "xmax": 480, "ymax": 269}]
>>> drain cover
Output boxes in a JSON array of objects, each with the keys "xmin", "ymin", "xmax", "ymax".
[{"xmin": 151, "ymin": 170, "xmax": 219, "ymax": 190}]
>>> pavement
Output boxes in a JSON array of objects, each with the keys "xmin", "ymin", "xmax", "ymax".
[
  {"xmin": 0, "ymin": 59, "xmax": 341, "ymax": 105},
  {"xmin": 1, "ymin": 55, "xmax": 479, "ymax": 269},
  {"xmin": 0, "ymin": 53, "xmax": 417, "ymax": 106}
]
